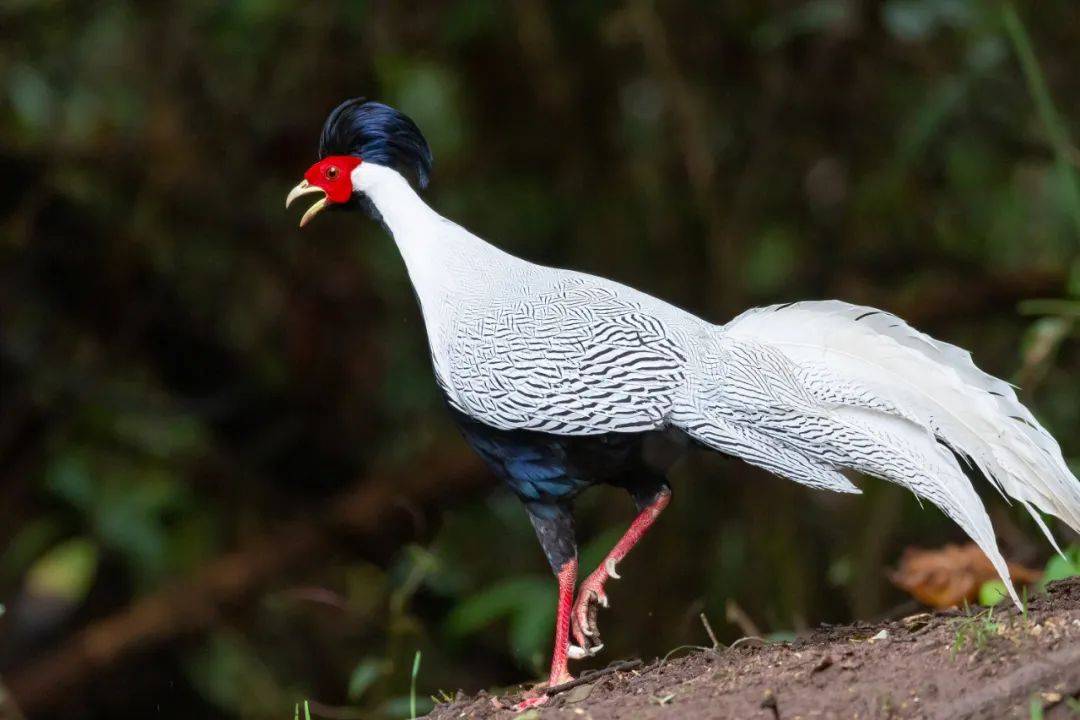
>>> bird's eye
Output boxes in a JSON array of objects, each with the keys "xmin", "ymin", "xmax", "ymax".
[{"xmin": 325, "ymin": 166, "xmax": 339, "ymax": 180}]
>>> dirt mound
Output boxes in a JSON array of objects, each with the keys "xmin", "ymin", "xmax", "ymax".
[{"xmin": 429, "ymin": 577, "xmax": 1080, "ymax": 719}]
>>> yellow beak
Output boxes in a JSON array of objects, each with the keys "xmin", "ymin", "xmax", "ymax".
[{"xmin": 285, "ymin": 180, "xmax": 330, "ymax": 227}]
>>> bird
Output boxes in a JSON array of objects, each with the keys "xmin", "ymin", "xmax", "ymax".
[{"xmin": 287, "ymin": 98, "xmax": 1080, "ymax": 709}]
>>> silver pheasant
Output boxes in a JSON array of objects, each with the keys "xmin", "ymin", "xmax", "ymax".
[{"xmin": 287, "ymin": 99, "xmax": 1080, "ymax": 708}]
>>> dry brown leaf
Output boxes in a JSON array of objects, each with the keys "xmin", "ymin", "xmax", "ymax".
[{"xmin": 889, "ymin": 543, "xmax": 1042, "ymax": 609}]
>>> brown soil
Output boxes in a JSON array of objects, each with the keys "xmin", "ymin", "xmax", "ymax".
[{"xmin": 428, "ymin": 577, "xmax": 1080, "ymax": 720}]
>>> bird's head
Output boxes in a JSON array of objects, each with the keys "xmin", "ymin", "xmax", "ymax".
[{"xmin": 286, "ymin": 98, "xmax": 433, "ymax": 226}]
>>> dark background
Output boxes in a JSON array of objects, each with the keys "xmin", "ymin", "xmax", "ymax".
[{"xmin": 1, "ymin": 1, "xmax": 1078, "ymax": 718}]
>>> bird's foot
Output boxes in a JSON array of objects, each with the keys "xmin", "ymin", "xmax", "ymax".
[
  {"xmin": 510, "ymin": 671, "xmax": 573, "ymax": 712},
  {"xmin": 511, "ymin": 693, "xmax": 548, "ymax": 712},
  {"xmin": 570, "ymin": 563, "xmax": 616, "ymax": 657}
]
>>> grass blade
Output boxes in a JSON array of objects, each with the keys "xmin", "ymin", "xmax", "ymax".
[{"xmin": 410, "ymin": 651, "xmax": 422, "ymax": 720}]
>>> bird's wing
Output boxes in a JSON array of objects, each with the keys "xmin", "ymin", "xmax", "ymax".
[
  {"xmin": 444, "ymin": 280, "xmax": 687, "ymax": 435},
  {"xmin": 675, "ymin": 300, "xmax": 1080, "ymax": 607}
]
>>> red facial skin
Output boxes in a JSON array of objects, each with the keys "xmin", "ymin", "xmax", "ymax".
[{"xmin": 303, "ymin": 155, "xmax": 363, "ymax": 203}]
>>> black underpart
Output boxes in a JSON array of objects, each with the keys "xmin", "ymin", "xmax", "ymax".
[
  {"xmin": 527, "ymin": 505, "xmax": 577, "ymax": 573},
  {"xmin": 449, "ymin": 407, "xmax": 671, "ymax": 573},
  {"xmin": 614, "ymin": 474, "xmax": 672, "ymax": 514}
]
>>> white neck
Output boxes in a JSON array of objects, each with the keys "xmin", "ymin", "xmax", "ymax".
[
  {"xmin": 350, "ymin": 163, "xmax": 452, "ymax": 294},
  {"xmin": 350, "ymin": 162, "xmax": 508, "ymax": 329},
  {"xmin": 353, "ymin": 163, "xmax": 441, "ymax": 245}
]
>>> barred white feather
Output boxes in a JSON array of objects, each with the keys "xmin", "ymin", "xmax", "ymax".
[
  {"xmin": 355, "ymin": 162, "xmax": 1080, "ymax": 608},
  {"xmin": 718, "ymin": 302, "xmax": 1080, "ymax": 605},
  {"xmin": 724, "ymin": 302, "xmax": 1080, "ymax": 535}
]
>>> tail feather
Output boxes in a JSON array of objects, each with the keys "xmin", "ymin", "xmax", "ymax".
[{"xmin": 682, "ymin": 299, "xmax": 1080, "ymax": 608}]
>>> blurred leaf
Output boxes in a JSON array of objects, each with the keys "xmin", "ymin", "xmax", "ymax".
[
  {"xmin": 1042, "ymin": 546, "xmax": 1080, "ymax": 586},
  {"xmin": 964, "ymin": 35, "xmax": 1006, "ymax": 73},
  {"xmin": 7, "ymin": 64, "xmax": 54, "ymax": 134},
  {"xmin": 345, "ymin": 562, "xmax": 390, "ymax": 619},
  {"xmin": 390, "ymin": 544, "xmax": 442, "ymax": 616},
  {"xmin": 24, "ymin": 537, "xmax": 99, "ymax": 604},
  {"xmin": 509, "ymin": 596, "xmax": 554, "ymax": 661},
  {"xmin": 0, "ymin": 518, "xmax": 65, "ymax": 583},
  {"xmin": 45, "ymin": 453, "xmax": 96, "ymax": 511},
  {"xmin": 1017, "ymin": 299, "xmax": 1080, "ymax": 319},
  {"xmin": 347, "ymin": 657, "xmax": 388, "ymax": 702},
  {"xmin": 185, "ymin": 633, "xmax": 286, "ymax": 716},
  {"xmin": 579, "ymin": 526, "xmax": 622, "ymax": 573},
  {"xmin": 765, "ymin": 630, "xmax": 796, "ymax": 643},
  {"xmin": 882, "ymin": 0, "xmax": 973, "ymax": 42},
  {"xmin": 827, "ymin": 556, "xmax": 853, "ymax": 588},
  {"xmin": 977, "ymin": 579, "xmax": 1008, "ymax": 607},
  {"xmin": 754, "ymin": 0, "xmax": 853, "ymax": 50},
  {"xmin": 45, "ymin": 447, "xmax": 194, "ymax": 587},
  {"xmin": 891, "ymin": 543, "xmax": 1040, "ymax": 609},
  {"xmin": 445, "ymin": 575, "xmax": 555, "ymax": 660}
]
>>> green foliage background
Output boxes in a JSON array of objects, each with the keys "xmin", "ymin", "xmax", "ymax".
[{"xmin": 1, "ymin": 1, "xmax": 1078, "ymax": 718}]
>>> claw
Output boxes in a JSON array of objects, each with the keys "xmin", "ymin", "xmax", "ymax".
[
  {"xmin": 568, "ymin": 644, "xmax": 588, "ymax": 660},
  {"xmin": 605, "ymin": 558, "xmax": 621, "ymax": 579},
  {"xmin": 512, "ymin": 695, "xmax": 549, "ymax": 712},
  {"xmin": 570, "ymin": 574, "xmax": 612, "ymax": 661}
]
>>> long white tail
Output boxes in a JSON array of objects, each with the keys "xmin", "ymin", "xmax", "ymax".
[{"xmin": 677, "ymin": 300, "xmax": 1080, "ymax": 607}]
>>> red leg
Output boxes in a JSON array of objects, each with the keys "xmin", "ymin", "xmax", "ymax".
[
  {"xmin": 549, "ymin": 558, "xmax": 577, "ymax": 685},
  {"xmin": 513, "ymin": 557, "xmax": 577, "ymax": 711},
  {"xmin": 571, "ymin": 490, "xmax": 670, "ymax": 654}
]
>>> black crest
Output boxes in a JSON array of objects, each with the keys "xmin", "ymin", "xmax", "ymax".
[{"xmin": 318, "ymin": 98, "xmax": 433, "ymax": 190}]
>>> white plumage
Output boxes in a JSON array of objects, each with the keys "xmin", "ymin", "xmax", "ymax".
[{"xmin": 357, "ymin": 161, "xmax": 1080, "ymax": 607}]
